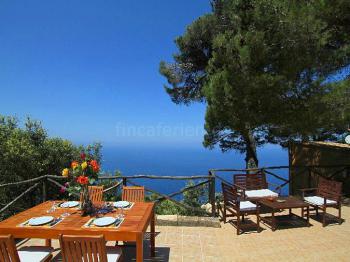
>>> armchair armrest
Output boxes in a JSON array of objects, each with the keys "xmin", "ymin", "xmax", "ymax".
[
  {"xmin": 298, "ymin": 188, "xmax": 317, "ymax": 198},
  {"xmin": 233, "ymin": 183, "xmax": 246, "ymax": 199},
  {"xmin": 325, "ymin": 192, "xmax": 343, "ymax": 203}
]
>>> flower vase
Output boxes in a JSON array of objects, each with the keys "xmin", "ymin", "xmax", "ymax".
[{"xmin": 81, "ymin": 185, "xmax": 94, "ymax": 216}]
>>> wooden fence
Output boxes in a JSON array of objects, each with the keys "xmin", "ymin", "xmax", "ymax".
[{"xmin": 1, "ymin": 165, "xmax": 349, "ymax": 219}]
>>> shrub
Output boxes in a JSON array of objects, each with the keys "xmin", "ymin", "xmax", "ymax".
[{"xmin": 0, "ymin": 115, "xmax": 101, "ymax": 220}]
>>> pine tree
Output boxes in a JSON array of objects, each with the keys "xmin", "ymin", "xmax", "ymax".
[{"xmin": 160, "ymin": 0, "xmax": 350, "ymax": 167}]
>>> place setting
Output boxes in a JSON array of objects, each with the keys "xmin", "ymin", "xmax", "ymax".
[
  {"xmin": 83, "ymin": 215, "xmax": 124, "ymax": 229},
  {"xmin": 112, "ymin": 200, "xmax": 134, "ymax": 210},
  {"xmin": 18, "ymin": 215, "xmax": 64, "ymax": 228},
  {"xmin": 81, "ymin": 201, "xmax": 130, "ymax": 229},
  {"xmin": 58, "ymin": 201, "xmax": 80, "ymax": 209}
]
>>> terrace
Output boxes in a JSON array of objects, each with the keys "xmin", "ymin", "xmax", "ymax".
[
  {"xmin": 15, "ymin": 204, "xmax": 350, "ymax": 261},
  {"xmin": 1, "ymin": 142, "xmax": 349, "ymax": 262}
]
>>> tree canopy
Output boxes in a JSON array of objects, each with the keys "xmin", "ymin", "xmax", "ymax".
[{"xmin": 160, "ymin": 0, "xmax": 350, "ymax": 167}]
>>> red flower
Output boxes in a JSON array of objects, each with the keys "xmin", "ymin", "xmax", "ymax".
[
  {"xmin": 80, "ymin": 152, "xmax": 86, "ymax": 160},
  {"xmin": 59, "ymin": 187, "xmax": 66, "ymax": 193},
  {"xmin": 77, "ymin": 175, "xmax": 89, "ymax": 185},
  {"xmin": 90, "ymin": 160, "xmax": 100, "ymax": 172}
]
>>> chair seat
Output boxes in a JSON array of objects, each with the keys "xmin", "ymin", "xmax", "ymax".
[
  {"xmin": 240, "ymin": 201, "xmax": 256, "ymax": 211},
  {"xmin": 106, "ymin": 246, "xmax": 123, "ymax": 261},
  {"xmin": 245, "ymin": 189, "xmax": 278, "ymax": 199},
  {"xmin": 304, "ymin": 196, "xmax": 337, "ymax": 206},
  {"xmin": 18, "ymin": 246, "xmax": 53, "ymax": 262}
]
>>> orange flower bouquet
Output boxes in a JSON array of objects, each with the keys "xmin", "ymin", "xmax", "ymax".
[{"xmin": 61, "ymin": 153, "xmax": 100, "ymax": 216}]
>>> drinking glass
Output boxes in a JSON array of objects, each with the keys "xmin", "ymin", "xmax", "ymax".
[
  {"xmin": 47, "ymin": 201, "xmax": 57, "ymax": 213},
  {"xmin": 119, "ymin": 207, "xmax": 125, "ymax": 218}
]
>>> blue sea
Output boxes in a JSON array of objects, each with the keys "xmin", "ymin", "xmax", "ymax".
[{"xmin": 101, "ymin": 144, "xmax": 289, "ymax": 197}]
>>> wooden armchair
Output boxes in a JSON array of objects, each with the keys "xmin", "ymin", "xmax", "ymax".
[
  {"xmin": 0, "ymin": 234, "xmax": 53, "ymax": 262},
  {"xmin": 122, "ymin": 186, "xmax": 145, "ymax": 202},
  {"xmin": 300, "ymin": 176, "xmax": 342, "ymax": 227},
  {"xmin": 80, "ymin": 186, "xmax": 104, "ymax": 204},
  {"xmin": 59, "ymin": 234, "xmax": 123, "ymax": 262},
  {"xmin": 221, "ymin": 182, "xmax": 260, "ymax": 235},
  {"xmin": 233, "ymin": 172, "xmax": 279, "ymax": 200}
]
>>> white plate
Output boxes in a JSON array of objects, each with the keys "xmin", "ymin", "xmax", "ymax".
[
  {"xmin": 28, "ymin": 216, "xmax": 54, "ymax": 226},
  {"xmin": 93, "ymin": 217, "xmax": 116, "ymax": 227},
  {"xmin": 60, "ymin": 201, "xmax": 79, "ymax": 208},
  {"xmin": 113, "ymin": 201, "xmax": 130, "ymax": 208},
  {"xmin": 345, "ymin": 135, "xmax": 350, "ymax": 144}
]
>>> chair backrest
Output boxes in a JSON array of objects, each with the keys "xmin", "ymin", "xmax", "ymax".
[
  {"xmin": 59, "ymin": 235, "xmax": 108, "ymax": 262},
  {"xmin": 80, "ymin": 186, "xmax": 104, "ymax": 204},
  {"xmin": 317, "ymin": 176, "xmax": 342, "ymax": 201},
  {"xmin": 122, "ymin": 186, "xmax": 145, "ymax": 202},
  {"xmin": 233, "ymin": 172, "xmax": 267, "ymax": 190},
  {"xmin": 0, "ymin": 235, "xmax": 20, "ymax": 262},
  {"xmin": 221, "ymin": 182, "xmax": 239, "ymax": 209}
]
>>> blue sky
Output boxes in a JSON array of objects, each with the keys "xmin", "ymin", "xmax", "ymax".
[{"xmin": 0, "ymin": 0, "xmax": 212, "ymax": 147}]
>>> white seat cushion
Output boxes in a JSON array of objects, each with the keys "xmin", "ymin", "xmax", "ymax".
[
  {"xmin": 106, "ymin": 246, "xmax": 123, "ymax": 262},
  {"xmin": 304, "ymin": 196, "xmax": 337, "ymax": 206},
  {"xmin": 240, "ymin": 201, "xmax": 256, "ymax": 211},
  {"xmin": 18, "ymin": 246, "xmax": 53, "ymax": 262},
  {"xmin": 245, "ymin": 189, "xmax": 278, "ymax": 199}
]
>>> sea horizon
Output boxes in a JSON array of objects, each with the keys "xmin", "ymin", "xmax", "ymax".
[{"xmin": 100, "ymin": 143, "xmax": 289, "ymax": 196}]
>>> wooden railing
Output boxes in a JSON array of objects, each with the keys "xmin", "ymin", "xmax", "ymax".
[
  {"xmin": 1, "ymin": 164, "xmax": 349, "ymax": 219},
  {"xmin": 107, "ymin": 174, "xmax": 212, "ymax": 215},
  {"xmin": 0, "ymin": 175, "xmax": 123, "ymax": 216}
]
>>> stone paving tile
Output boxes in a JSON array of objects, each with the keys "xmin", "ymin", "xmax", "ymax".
[{"xmin": 18, "ymin": 206, "xmax": 350, "ymax": 261}]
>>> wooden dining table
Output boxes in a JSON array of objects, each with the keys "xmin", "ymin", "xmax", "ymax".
[{"xmin": 0, "ymin": 201, "xmax": 155, "ymax": 262}]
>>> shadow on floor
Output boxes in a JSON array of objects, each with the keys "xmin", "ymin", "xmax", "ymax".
[
  {"xmin": 227, "ymin": 219, "xmax": 263, "ymax": 234},
  {"xmin": 309, "ymin": 212, "xmax": 344, "ymax": 226},
  {"xmin": 259, "ymin": 214, "xmax": 312, "ymax": 230},
  {"xmin": 123, "ymin": 241, "xmax": 170, "ymax": 262}
]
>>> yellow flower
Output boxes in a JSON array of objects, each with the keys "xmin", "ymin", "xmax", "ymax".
[
  {"xmin": 62, "ymin": 168, "xmax": 69, "ymax": 177},
  {"xmin": 81, "ymin": 161, "xmax": 88, "ymax": 170}
]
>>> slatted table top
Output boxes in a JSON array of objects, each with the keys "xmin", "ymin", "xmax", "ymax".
[
  {"xmin": 258, "ymin": 196, "xmax": 309, "ymax": 209},
  {"xmin": 0, "ymin": 201, "xmax": 154, "ymax": 241}
]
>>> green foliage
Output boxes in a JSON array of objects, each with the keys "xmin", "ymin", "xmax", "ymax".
[
  {"xmin": 96, "ymin": 171, "xmax": 123, "ymax": 202},
  {"xmin": 0, "ymin": 115, "xmax": 102, "ymax": 220},
  {"xmin": 146, "ymin": 181, "xmax": 208, "ymax": 216},
  {"xmin": 160, "ymin": 0, "xmax": 350, "ymax": 166},
  {"xmin": 182, "ymin": 180, "xmax": 207, "ymax": 215}
]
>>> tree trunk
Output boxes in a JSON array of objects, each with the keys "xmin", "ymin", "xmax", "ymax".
[{"xmin": 243, "ymin": 129, "xmax": 258, "ymax": 169}]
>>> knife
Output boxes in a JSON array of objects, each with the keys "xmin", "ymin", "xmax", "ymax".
[{"xmin": 86, "ymin": 218, "xmax": 95, "ymax": 227}]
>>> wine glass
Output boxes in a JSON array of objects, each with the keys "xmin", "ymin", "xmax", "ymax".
[
  {"xmin": 47, "ymin": 201, "xmax": 57, "ymax": 213},
  {"xmin": 119, "ymin": 207, "xmax": 125, "ymax": 218}
]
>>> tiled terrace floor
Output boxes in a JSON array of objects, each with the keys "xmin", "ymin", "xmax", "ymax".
[{"xmin": 20, "ymin": 206, "xmax": 350, "ymax": 262}]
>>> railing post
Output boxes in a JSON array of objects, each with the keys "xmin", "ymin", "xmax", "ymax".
[
  {"xmin": 42, "ymin": 176, "xmax": 47, "ymax": 202},
  {"xmin": 209, "ymin": 171, "xmax": 216, "ymax": 217},
  {"xmin": 122, "ymin": 177, "xmax": 127, "ymax": 186}
]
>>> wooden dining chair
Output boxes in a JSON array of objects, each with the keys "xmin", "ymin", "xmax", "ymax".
[
  {"xmin": 221, "ymin": 182, "xmax": 260, "ymax": 235},
  {"xmin": 80, "ymin": 186, "xmax": 104, "ymax": 204},
  {"xmin": 122, "ymin": 186, "xmax": 145, "ymax": 202},
  {"xmin": 0, "ymin": 235, "xmax": 53, "ymax": 262},
  {"xmin": 59, "ymin": 234, "xmax": 123, "ymax": 262}
]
